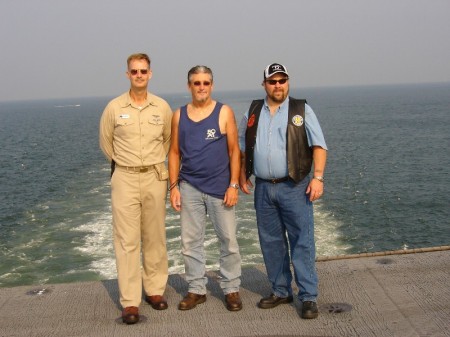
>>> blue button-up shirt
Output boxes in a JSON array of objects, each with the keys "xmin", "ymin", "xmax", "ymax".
[{"xmin": 238, "ymin": 97, "xmax": 327, "ymax": 180}]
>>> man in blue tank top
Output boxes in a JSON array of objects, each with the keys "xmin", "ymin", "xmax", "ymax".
[{"xmin": 168, "ymin": 65, "xmax": 242, "ymax": 311}]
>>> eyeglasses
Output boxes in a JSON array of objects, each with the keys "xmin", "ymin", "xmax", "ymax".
[
  {"xmin": 192, "ymin": 81, "xmax": 211, "ymax": 86},
  {"xmin": 129, "ymin": 69, "xmax": 149, "ymax": 75},
  {"xmin": 265, "ymin": 78, "xmax": 289, "ymax": 85}
]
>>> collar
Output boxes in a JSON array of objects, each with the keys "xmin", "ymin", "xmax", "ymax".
[
  {"xmin": 119, "ymin": 91, "xmax": 157, "ymax": 109},
  {"xmin": 263, "ymin": 96, "xmax": 290, "ymax": 112}
]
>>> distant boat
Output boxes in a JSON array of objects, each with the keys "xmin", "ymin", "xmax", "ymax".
[{"xmin": 54, "ymin": 104, "xmax": 81, "ymax": 108}]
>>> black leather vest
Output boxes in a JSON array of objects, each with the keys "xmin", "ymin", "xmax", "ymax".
[{"xmin": 245, "ymin": 97, "xmax": 312, "ymax": 183}]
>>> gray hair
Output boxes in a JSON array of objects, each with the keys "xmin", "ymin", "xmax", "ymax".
[{"xmin": 187, "ymin": 65, "xmax": 213, "ymax": 83}]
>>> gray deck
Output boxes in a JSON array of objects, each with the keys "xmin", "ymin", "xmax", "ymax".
[{"xmin": 1, "ymin": 247, "xmax": 449, "ymax": 337}]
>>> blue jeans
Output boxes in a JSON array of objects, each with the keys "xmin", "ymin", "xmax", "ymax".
[
  {"xmin": 180, "ymin": 181, "xmax": 241, "ymax": 295},
  {"xmin": 254, "ymin": 177, "xmax": 318, "ymax": 302}
]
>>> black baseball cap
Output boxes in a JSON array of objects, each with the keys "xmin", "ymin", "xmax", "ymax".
[{"xmin": 264, "ymin": 63, "xmax": 289, "ymax": 79}]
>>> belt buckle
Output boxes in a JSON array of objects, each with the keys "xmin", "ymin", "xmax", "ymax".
[
  {"xmin": 140, "ymin": 167, "xmax": 148, "ymax": 173},
  {"xmin": 269, "ymin": 177, "xmax": 288, "ymax": 184}
]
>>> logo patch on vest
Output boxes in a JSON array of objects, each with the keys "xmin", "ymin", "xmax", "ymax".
[
  {"xmin": 292, "ymin": 115, "xmax": 304, "ymax": 127},
  {"xmin": 247, "ymin": 114, "xmax": 256, "ymax": 127},
  {"xmin": 206, "ymin": 129, "xmax": 217, "ymax": 140}
]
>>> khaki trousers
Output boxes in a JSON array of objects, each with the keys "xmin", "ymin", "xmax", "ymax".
[{"xmin": 111, "ymin": 166, "xmax": 168, "ymax": 308}]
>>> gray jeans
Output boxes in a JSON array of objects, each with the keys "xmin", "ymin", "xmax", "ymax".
[{"xmin": 180, "ymin": 180, "xmax": 241, "ymax": 295}]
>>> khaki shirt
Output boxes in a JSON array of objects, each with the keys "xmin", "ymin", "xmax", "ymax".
[{"xmin": 99, "ymin": 91, "xmax": 172, "ymax": 167}]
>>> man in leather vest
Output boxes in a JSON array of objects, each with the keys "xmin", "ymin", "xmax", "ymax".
[{"xmin": 238, "ymin": 63, "xmax": 327, "ymax": 319}]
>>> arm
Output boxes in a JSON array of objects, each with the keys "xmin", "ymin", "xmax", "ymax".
[
  {"xmin": 239, "ymin": 151, "xmax": 253, "ymax": 194},
  {"xmin": 220, "ymin": 105, "xmax": 240, "ymax": 207},
  {"xmin": 168, "ymin": 109, "xmax": 182, "ymax": 211},
  {"xmin": 99, "ymin": 104, "xmax": 114, "ymax": 162},
  {"xmin": 306, "ymin": 146, "xmax": 327, "ymax": 201},
  {"xmin": 162, "ymin": 104, "xmax": 173, "ymax": 155},
  {"xmin": 304, "ymin": 104, "xmax": 327, "ymax": 201},
  {"xmin": 237, "ymin": 112, "xmax": 253, "ymax": 194}
]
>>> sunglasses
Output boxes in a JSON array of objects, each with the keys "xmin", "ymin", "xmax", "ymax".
[
  {"xmin": 265, "ymin": 78, "xmax": 288, "ymax": 85},
  {"xmin": 129, "ymin": 69, "xmax": 149, "ymax": 75},
  {"xmin": 192, "ymin": 81, "xmax": 211, "ymax": 86}
]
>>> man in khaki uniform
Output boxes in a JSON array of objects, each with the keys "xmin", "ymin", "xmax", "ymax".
[{"xmin": 99, "ymin": 53, "xmax": 172, "ymax": 324}]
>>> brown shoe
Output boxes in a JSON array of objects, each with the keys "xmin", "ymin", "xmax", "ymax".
[
  {"xmin": 225, "ymin": 292, "xmax": 242, "ymax": 311},
  {"xmin": 145, "ymin": 295, "xmax": 168, "ymax": 310},
  {"xmin": 122, "ymin": 306, "xmax": 139, "ymax": 324},
  {"xmin": 178, "ymin": 292, "xmax": 206, "ymax": 310}
]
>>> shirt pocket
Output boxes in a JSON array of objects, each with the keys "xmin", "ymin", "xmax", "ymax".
[
  {"xmin": 146, "ymin": 118, "xmax": 164, "ymax": 140},
  {"xmin": 116, "ymin": 118, "xmax": 135, "ymax": 127},
  {"xmin": 115, "ymin": 116, "xmax": 137, "ymax": 139}
]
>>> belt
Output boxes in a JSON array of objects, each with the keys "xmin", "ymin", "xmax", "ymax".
[
  {"xmin": 116, "ymin": 165, "xmax": 153, "ymax": 173},
  {"xmin": 257, "ymin": 177, "xmax": 290, "ymax": 184}
]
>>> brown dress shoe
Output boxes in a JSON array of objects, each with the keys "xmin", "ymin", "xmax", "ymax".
[
  {"xmin": 145, "ymin": 295, "xmax": 168, "ymax": 310},
  {"xmin": 225, "ymin": 292, "xmax": 242, "ymax": 311},
  {"xmin": 178, "ymin": 292, "xmax": 206, "ymax": 310},
  {"xmin": 122, "ymin": 306, "xmax": 139, "ymax": 324},
  {"xmin": 258, "ymin": 293, "xmax": 293, "ymax": 309}
]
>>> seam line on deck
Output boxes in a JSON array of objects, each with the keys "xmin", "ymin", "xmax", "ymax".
[{"xmin": 316, "ymin": 245, "xmax": 450, "ymax": 262}]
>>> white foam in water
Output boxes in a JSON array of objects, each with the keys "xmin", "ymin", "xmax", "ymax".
[
  {"xmin": 168, "ymin": 250, "xmax": 185, "ymax": 274},
  {"xmin": 313, "ymin": 202, "xmax": 352, "ymax": 256},
  {"xmin": 72, "ymin": 211, "xmax": 116, "ymax": 280},
  {"xmin": 70, "ymin": 192, "xmax": 349, "ymax": 282},
  {"xmin": 0, "ymin": 273, "xmax": 21, "ymax": 281},
  {"xmin": 166, "ymin": 235, "xmax": 181, "ymax": 245},
  {"xmin": 64, "ymin": 195, "xmax": 350, "ymax": 283}
]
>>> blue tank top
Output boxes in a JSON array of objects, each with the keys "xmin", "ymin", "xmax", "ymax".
[{"xmin": 179, "ymin": 102, "xmax": 230, "ymax": 199}]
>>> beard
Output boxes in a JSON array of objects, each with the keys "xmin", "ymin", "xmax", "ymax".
[{"xmin": 268, "ymin": 89, "xmax": 288, "ymax": 103}]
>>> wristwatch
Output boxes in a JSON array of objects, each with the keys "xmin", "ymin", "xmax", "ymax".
[
  {"xmin": 229, "ymin": 183, "xmax": 239, "ymax": 189},
  {"xmin": 313, "ymin": 176, "xmax": 325, "ymax": 182}
]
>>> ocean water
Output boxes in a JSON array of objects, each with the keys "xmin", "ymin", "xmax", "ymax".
[{"xmin": 1, "ymin": 83, "xmax": 449, "ymax": 288}]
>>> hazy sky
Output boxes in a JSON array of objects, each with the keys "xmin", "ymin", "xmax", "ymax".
[{"xmin": 1, "ymin": 0, "xmax": 449, "ymax": 102}]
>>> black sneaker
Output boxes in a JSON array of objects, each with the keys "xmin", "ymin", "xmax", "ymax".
[
  {"xmin": 258, "ymin": 294, "xmax": 293, "ymax": 309},
  {"xmin": 301, "ymin": 301, "xmax": 318, "ymax": 319}
]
